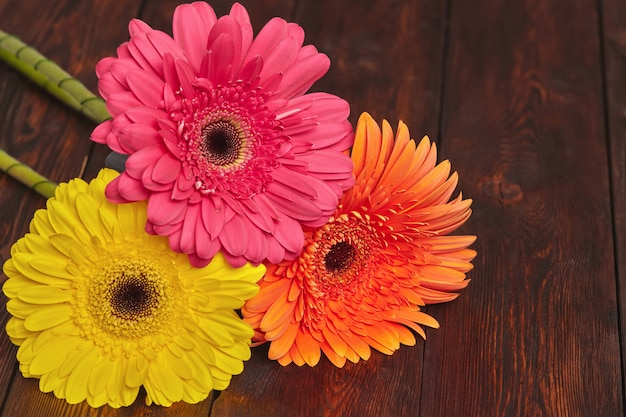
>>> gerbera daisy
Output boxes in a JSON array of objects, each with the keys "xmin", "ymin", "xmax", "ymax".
[
  {"xmin": 2, "ymin": 169, "xmax": 264, "ymax": 407},
  {"xmin": 91, "ymin": 2, "xmax": 354, "ymax": 268},
  {"xmin": 242, "ymin": 112, "xmax": 476, "ymax": 367}
]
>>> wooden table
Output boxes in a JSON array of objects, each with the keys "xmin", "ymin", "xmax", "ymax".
[{"xmin": 0, "ymin": 0, "xmax": 624, "ymax": 416}]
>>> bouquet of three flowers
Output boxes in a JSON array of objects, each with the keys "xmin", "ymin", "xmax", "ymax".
[{"xmin": 1, "ymin": 1, "xmax": 475, "ymax": 408}]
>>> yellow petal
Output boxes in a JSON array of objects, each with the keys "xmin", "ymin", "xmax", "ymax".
[
  {"xmin": 147, "ymin": 359, "xmax": 184, "ymax": 404},
  {"xmin": 18, "ymin": 286, "xmax": 70, "ymax": 304},
  {"xmin": 23, "ymin": 304, "xmax": 72, "ymax": 331},
  {"xmin": 65, "ymin": 348, "xmax": 99, "ymax": 404},
  {"xmin": 88, "ymin": 358, "xmax": 112, "ymax": 397}
]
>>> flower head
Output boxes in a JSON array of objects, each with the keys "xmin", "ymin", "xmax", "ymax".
[
  {"xmin": 2, "ymin": 169, "xmax": 264, "ymax": 407},
  {"xmin": 91, "ymin": 2, "xmax": 354, "ymax": 268},
  {"xmin": 242, "ymin": 112, "xmax": 476, "ymax": 367}
]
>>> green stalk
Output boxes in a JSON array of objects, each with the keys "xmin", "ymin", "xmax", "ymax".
[
  {"xmin": 0, "ymin": 29, "xmax": 113, "ymax": 198},
  {"xmin": 0, "ymin": 29, "xmax": 110, "ymax": 124},
  {"xmin": 0, "ymin": 149, "xmax": 57, "ymax": 199}
]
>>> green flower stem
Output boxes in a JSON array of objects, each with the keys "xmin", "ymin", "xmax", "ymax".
[
  {"xmin": 0, "ymin": 29, "xmax": 112, "ymax": 198},
  {"xmin": 0, "ymin": 29, "xmax": 110, "ymax": 124},
  {"xmin": 0, "ymin": 149, "xmax": 57, "ymax": 199}
]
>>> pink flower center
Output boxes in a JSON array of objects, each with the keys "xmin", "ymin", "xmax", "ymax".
[
  {"xmin": 200, "ymin": 120, "xmax": 245, "ymax": 167},
  {"xmin": 175, "ymin": 81, "xmax": 288, "ymax": 198}
]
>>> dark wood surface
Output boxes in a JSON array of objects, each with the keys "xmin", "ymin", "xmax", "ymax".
[{"xmin": 0, "ymin": 0, "xmax": 623, "ymax": 416}]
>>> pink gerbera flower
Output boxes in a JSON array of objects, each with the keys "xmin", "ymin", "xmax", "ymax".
[{"xmin": 91, "ymin": 2, "xmax": 354, "ymax": 267}]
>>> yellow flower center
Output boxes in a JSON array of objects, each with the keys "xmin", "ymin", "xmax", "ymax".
[
  {"xmin": 72, "ymin": 247, "xmax": 187, "ymax": 359},
  {"xmin": 89, "ymin": 259, "xmax": 171, "ymax": 339}
]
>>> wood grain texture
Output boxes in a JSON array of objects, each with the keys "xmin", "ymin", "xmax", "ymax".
[
  {"xmin": 602, "ymin": 0, "xmax": 626, "ymax": 408},
  {"xmin": 421, "ymin": 0, "xmax": 623, "ymax": 416}
]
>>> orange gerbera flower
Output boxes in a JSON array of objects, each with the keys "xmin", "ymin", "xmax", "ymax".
[{"xmin": 242, "ymin": 112, "xmax": 476, "ymax": 367}]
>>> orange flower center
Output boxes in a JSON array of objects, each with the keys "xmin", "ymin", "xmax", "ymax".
[
  {"xmin": 308, "ymin": 213, "xmax": 382, "ymax": 300},
  {"xmin": 324, "ymin": 241, "xmax": 356, "ymax": 273}
]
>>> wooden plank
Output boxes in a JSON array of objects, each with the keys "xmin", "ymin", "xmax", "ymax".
[
  {"xmin": 601, "ymin": 0, "xmax": 626, "ymax": 408},
  {"xmin": 210, "ymin": 1, "xmax": 447, "ymax": 416},
  {"xmin": 421, "ymin": 0, "xmax": 623, "ymax": 415}
]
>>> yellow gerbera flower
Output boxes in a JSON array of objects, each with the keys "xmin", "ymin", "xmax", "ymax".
[{"xmin": 2, "ymin": 168, "xmax": 264, "ymax": 408}]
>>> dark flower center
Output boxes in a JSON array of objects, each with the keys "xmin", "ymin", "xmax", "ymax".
[
  {"xmin": 324, "ymin": 241, "xmax": 356, "ymax": 273},
  {"xmin": 109, "ymin": 274, "xmax": 158, "ymax": 320},
  {"xmin": 201, "ymin": 120, "xmax": 242, "ymax": 166}
]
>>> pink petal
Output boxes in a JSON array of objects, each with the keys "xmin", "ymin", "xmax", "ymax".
[
  {"xmin": 171, "ymin": 174, "xmax": 196, "ymax": 200},
  {"xmin": 229, "ymin": 3, "xmax": 253, "ymax": 58},
  {"xmin": 220, "ymin": 215, "xmax": 248, "ymax": 257},
  {"xmin": 237, "ymin": 55, "xmax": 263, "ymax": 83},
  {"xmin": 128, "ymin": 19, "xmax": 152, "ymax": 36},
  {"xmin": 194, "ymin": 227, "xmax": 221, "ymax": 260},
  {"xmin": 95, "ymin": 57, "xmax": 115, "ymax": 78},
  {"xmin": 159, "ymin": 126, "xmax": 182, "ymax": 156},
  {"xmin": 260, "ymin": 71, "xmax": 283, "ymax": 94},
  {"xmin": 206, "ymin": 33, "xmax": 237, "ymax": 85},
  {"xmin": 286, "ymin": 92, "xmax": 350, "ymax": 122},
  {"xmin": 248, "ymin": 193, "xmax": 282, "ymax": 220},
  {"xmin": 147, "ymin": 30, "xmax": 187, "ymax": 63},
  {"xmin": 167, "ymin": 227, "xmax": 183, "ymax": 252},
  {"xmin": 297, "ymin": 150, "xmax": 354, "ymax": 174},
  {"xmin": 287, "ymin": 122, "xmax": 353, "ymax": 151},
  {"xmin": 273, "ymin": 53, "xmax": 330, "ymax": 99},
  {"xmin": 125, "ymin": 106, "xmax": 166, "ymax": 126},
  {"xmin": 265, "ymin": 182, "xmax": 323, "ymax": 222},
  {"xmin": 91, "ymin": 121, "xmax": 112, "ymax": 144},
  {"xmin": 258, "ymin": 36, "xmax": 299, "ymax": 83},
  {"xmin": 109, "ymin": 59, "xmax": 139, "ymax": 90},
  {"xmin": 243, "ymin": 17, "xmax": 288, "ymax": 64},
  {"xmin": 151, "ymin": 153, "xmax": 181, "ymax": 184},
  {"xmin": 242, "ymin": 223, "xmax": 268, "ymax": 263},
  {"xmin": 174, "ymin": 58, "xmax": 196, "ymax": 99},
  {"xmin": 286, "ymin": 23, "xmax": 305, "ymax": 48},
  {"xmin": 188, "ymin": 253, "xmax": 213, "ymax": 268},
  {"xmin": 162, "ymin": 53, "xmax": 181, "ymax": 93},
  {"xmin": 147, "ymin": 192, "xmax": 188, "ymax": 226},
  {"xmin": 126, "ymin": 33, "xmax": 161, "ymax": 77},
  {"xmin": 221, "ymin": 251, "xmax": 249, "ymax": 268},
  {"xmin": 98, "ymin": 72, "xmax": 127, "ymax": 100},
  {"xmin": 150, "ymin": 221, "xmax": 181, "ymax": 237},
  {"xmin": 200, "ymin": 197, "xmax": 225, "ymax": 240},
  {"xmin": 271, "ymin": 167, "xmax": 318, "ymax": 199},
  {"xmin": 126, "ymin": 71, "xmax": 164, "ymax": 107},
  {"xmin": 273, "ymin": 167, "xmax": 339, "ymax": 211},
  {"xmin": 264, "ymin": 235, "xmax": 286, "ymax": 264},
  {"xmin": 144, "ymin": 166, "xmax": 175, "ymax": 192},
  {"xmin": 106, "ymin": 91, "xmax": 143, "ymax": 117},
  {"xmin": 118, "ymin": 124, "xmax": 162, "ymax": 152},
  {"xmin": 207, "ymin": 15, "xmax": 243, "ymax": 64},
  {"xmin": 240, "ymin": 197, "xmax": 275, "ymax": 234},
  {"xmin": 179, "ymin": 203, "xmax": 200, "ymax": 254},
  {"xmin": 125, "ymin": 145, "xmax": 164, "ymax": 179},
  {"xmin": 272, "ymin": 215, "xmax": 304, "ymax": 254},
  {"xmin": 173, "ymin": 2, "xmax": 217, "ymax": 72},
  {"xmin": 106, "ymin": 174, "xmax": 149, "ymax": 203}
]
